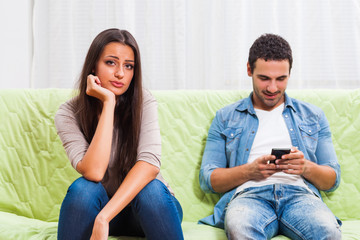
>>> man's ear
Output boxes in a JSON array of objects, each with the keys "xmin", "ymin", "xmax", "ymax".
[{"xmin": 247, "ymin": 62, "xmax": 252, "ymax": 76}]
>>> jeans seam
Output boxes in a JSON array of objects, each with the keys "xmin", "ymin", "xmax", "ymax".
[
  {"xmin": 280, "ymin": 218, "xmax": 306, "ymax": 240},
  {"xmin": 263, "ymin": 215, "xmax": 277, "ymax": 233}
]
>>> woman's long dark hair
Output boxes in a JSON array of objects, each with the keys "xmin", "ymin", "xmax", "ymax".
[{"xmin": 75, "ymin": 28, "xmax": 143, "ymax": 183}]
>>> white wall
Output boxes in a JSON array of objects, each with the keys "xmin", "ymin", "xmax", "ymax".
[
  {"xmin": 1, "ymin": 1, "xmax": 360, "ymax": 90},
  {"xmin": 0, "ymin": 1, "xmax": 32, "ymax": 88}
]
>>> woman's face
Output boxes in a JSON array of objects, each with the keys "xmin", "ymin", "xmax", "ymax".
[{"xmin": 94, "ymin": 42, "xmax": 135, "ymax": 96}]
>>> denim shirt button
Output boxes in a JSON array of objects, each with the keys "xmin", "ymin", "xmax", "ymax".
[
  {"xmin": 231, "ymin": 133, "xmax": 234, "ymax": 137},
  {"xmin": 290, "ymin": 128, "xmax": 293, "ymax": 131}
]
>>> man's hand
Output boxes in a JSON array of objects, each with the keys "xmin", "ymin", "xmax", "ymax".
[
  {"xmin": 86, "ymin": 74, "xmax": 115, "ymax": 103},
  {"xmin": 211, "ymin": 154, "xmax": 281, "ymax": 193},
  {"xmin": 275, "ymin": 147, "xmax": 337, "ymax": 190},
  {"xmin": 248, "ymin": 154, "xmax": 281, "ymax": 180},
  {"xmin": 275, "ymin": 147, "xmax": 308, "ymax": 175}
]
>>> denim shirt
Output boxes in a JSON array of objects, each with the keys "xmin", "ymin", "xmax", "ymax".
[{"xmin": 199, "ymin": 92, "xmax": 341, "ymax": 229}]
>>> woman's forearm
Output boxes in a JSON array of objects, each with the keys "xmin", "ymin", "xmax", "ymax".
[
  {"xmin": 77, "ymin": 99, "xmax": 116, "ymax": 182},
  {"xmin": 96, "ymin": 161, "xmax": 159, "ymax": 222}
]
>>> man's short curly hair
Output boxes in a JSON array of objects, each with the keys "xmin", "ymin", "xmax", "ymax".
[{"xmin": 248, "ymin": 34, "xmax": 293, "ymax": 73}]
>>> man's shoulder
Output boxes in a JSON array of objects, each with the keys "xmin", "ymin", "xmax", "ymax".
[
  {"xmin": 288, "ymin": 96, "xmax": 325, "ymax": 117},
  {"xmin": 217, "ymin": 97, "xmax": 250, "ymax": 115}
]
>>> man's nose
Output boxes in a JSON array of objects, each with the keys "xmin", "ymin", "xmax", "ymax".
[{"xmin": 267, "ymin": 80, "xmax": 278, "ymax": 93}]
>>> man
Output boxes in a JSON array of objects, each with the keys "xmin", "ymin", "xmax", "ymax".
[{"xmin": 199, "ymin": 34, "xmax": 341, "ymax": 239}]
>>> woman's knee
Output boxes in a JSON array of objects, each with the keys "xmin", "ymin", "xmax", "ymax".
[
  {"xmin": 132, "ymin": 179, "xmax": 176, "ymax": 213},
  {"xmin": 63, "ymin": 177, "xmax": 108, "ymax": 209},
  {"xmin": 134, "ymin": 179, "xmax": 168, "ymax": 202},
  {"xmin": 131, "ymin": 180, "xmax": 184, "ymax": 239}
]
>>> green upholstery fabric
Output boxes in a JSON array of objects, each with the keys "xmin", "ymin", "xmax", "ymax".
[{"xmin": 0, "ymin": 89, "xmax": 359, "ymax": 239}]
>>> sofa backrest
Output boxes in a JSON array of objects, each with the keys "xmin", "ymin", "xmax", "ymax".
[
  {"xmin": 0, "ymin": 89, "xmax": 79, "ymax": 222},
  {"xmin": 0, "ymin": 89, "xmax": 359, "ymax": 223},
  {"xmin": 155, "ymin": 89, "xmax": 360, "ymax": 222}
]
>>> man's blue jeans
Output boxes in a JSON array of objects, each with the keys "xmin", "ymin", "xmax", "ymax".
[
  {"xmin": 224, "ymin": 184, "xmax": 341, "ymax": 240},
  {"xmin": 58, "ymin": 177, "xmax": 184, "ymax": 240}
]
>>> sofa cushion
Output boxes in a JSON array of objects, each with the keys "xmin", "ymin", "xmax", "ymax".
[{"xmin": 1, "ymin": 89, "xmax": 360, "ymax": 239}]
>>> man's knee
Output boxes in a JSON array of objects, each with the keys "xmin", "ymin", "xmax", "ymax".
[
  {"xmin": 280, "ymin": 213, "xmax": 341, "ymax": 240},
  {"xmin": 312, "ymin": 216, "xmax": 342, "ymax": 240},
  {"xmin": 225, "ymin": 204, "xmax": 277, "ymax": 240}
]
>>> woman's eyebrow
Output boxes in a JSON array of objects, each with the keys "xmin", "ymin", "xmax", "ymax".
[{"xmin": 105, "ymin": 55, "xmax": 134, "ymax": 62}]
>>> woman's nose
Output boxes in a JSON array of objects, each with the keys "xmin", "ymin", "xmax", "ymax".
[{"xmin": 115, "ymin": 67, "xmax": 124, "ymax": 78}]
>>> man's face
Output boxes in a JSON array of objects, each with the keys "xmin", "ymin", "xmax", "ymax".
[{"xmin": 248, "ymin": 59, "xmax": 290, "ymax": 111}]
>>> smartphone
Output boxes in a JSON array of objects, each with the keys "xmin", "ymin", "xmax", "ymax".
[{"xmin": 270, "ymin": 148, "xmax": 291, "ymax": 164}]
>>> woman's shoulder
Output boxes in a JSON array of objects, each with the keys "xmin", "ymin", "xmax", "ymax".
[
  {"xmin": 142, "ymin": 88, "xmax": 155, "ymax": 100},
  {"xmin": 54, "ymin": 97, "xmax": 80, "ymax": 127},
  {"xmin": 142, "ymin": 88, "xmax": 157, "ymax": 105},
  {"xmin": 54, "ymin": 97, "xmax": 81, "ymax": 135},
  {"xmin": 57, "ymin": 97, "xmax": 78, "ymax": 115}
]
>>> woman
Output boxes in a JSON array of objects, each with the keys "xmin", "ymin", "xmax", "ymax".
[{"xmin": 55, "ymin": 28, "xmax": 184, "ymax": 240}]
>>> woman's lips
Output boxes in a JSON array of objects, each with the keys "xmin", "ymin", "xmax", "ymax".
[{"xmin": 110, "ymin": 81, "xmax": 124, "ymax": 88}]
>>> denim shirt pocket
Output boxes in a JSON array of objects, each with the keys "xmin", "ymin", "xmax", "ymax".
[
  {"xmin": 221, "ymin": 127, "xmax": 243, "ymax": 155},
  {"xmin": 298, "ymin": 123, "xmax": 320, "ymax": 152}
]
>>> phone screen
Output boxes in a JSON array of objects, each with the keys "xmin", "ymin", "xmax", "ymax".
[{"xmin": 270, "ymin": 148, "xmax": 291, "ymax": 164}]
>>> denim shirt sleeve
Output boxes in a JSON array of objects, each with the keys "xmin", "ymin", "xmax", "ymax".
[
  {"xmin": 290, "ymin": 96, "xmax": 341, "ymax": 193},
  {"xmin": 313, "ymin": 111, "xmax": 341, "ymax": 192},
  {"xmin": 199, "ymin": 111, "xmax": 227, "ymax": 193}
]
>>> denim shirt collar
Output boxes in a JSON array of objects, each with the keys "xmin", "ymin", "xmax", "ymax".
[{"xmin": 235, "ymin": 92, "xmax": 296, "ymax": 114}]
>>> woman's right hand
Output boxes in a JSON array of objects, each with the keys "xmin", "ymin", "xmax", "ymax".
[
  {"xmin": 86, "ymin": 74, "xmax": 115, "ymax": 103},
  {"xmin": 90, "ymin": 215, "xmax": 109, "ymax": 240}
]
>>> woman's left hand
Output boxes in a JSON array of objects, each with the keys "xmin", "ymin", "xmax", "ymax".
[{"xmin": 90, "ymin": 215, "xmax": 109, "ymax": 240}]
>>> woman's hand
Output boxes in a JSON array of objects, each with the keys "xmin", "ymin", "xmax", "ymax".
[
  {"xmin": 90, "ymin": 215, "xmax": 109, "ymax": 240},
  {"xmin": 86, "ymin": 74, "xmax": 115, "ymax": 103}
]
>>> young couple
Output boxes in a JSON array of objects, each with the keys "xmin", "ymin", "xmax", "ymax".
[{"xmin": 56, "ymin": 29, "xmax": 341, "ymax": 240}]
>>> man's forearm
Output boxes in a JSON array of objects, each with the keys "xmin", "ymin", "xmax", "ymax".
[
  {"xmin": 301, "ymin": 160, "xmax": 337, "ymax": 191},
  {"xmin": 210, "ymin": 165, "xmax": 252, "ymax": 193}
]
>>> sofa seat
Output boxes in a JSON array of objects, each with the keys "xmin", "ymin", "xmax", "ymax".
[{"xmin": 0, "ymin": 89, "xmax": 359, "ymax": 239}]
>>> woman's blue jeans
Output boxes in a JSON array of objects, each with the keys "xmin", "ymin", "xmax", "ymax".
[
  {"xmin": 224, "ymin": 184, "xmax": 341, "ymax": 240},
  {"xmin": 58, "ymin": 177, "xmax": 184, "ymax": 240}
]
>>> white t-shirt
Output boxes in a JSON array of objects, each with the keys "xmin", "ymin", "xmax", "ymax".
[{"xmin": 235, "ymin": 103, "xmax": 311, "ymax": 193}]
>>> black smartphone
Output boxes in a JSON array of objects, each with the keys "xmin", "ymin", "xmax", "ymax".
[{"xmin": 270, "ymin": 148, "xmax": 291, "ymax": 164}]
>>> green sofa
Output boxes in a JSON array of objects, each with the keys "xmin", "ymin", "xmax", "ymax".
[{"xmin": 0, "ymin": 89, "xmax": 359, "ymax": 239}]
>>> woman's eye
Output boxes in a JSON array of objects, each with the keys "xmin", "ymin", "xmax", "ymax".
[
  {"xmin": 125, "ymin": 64, "xmax": 134, "ymax": 70},
  {"xmin": 106, "ymin": 60, "xmax": 115, "ymax": 65}
]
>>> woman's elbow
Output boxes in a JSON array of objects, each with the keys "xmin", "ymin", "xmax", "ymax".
[
  {"xmin": 76, "ymin": 161, "xmax": 106, "ymax": 182},
  {"xmin": 81, "ymin": 172, "xmax": 105, "ymax": 183}
]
